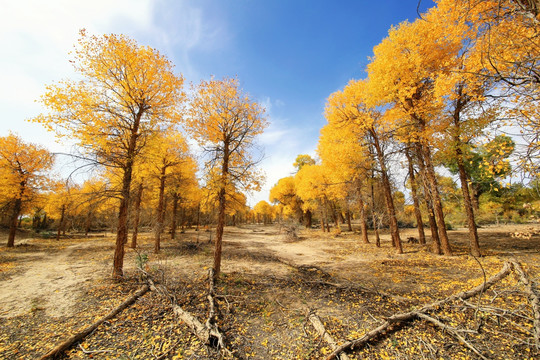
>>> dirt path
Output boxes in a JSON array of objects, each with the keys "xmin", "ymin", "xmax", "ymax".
[
  {"xmin": 0, "ymin": 225, "xmax": 538, "ymax": 359},
  {"xmin": 0, "ymin": 239, "xmax": 107, "ymax": 318}
]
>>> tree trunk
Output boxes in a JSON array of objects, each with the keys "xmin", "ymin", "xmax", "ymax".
[
  {"xmin": 370, "ymin": 181, "xmax": 380, "ymax": 247},
  {"xmin": 196, "ymin": 203, "xmax": 201, "ymax": 231},
  {"xmin": 32, "ymin": 213, "xmax": 39, "ymax": 230},
  {"xmin": 56, "ymin": 204, "xmax": 66, "ymax": 241},
  {"xmin": 113, "ymin": 111, "xmax": 142, "ymax": 278},
  {"xmin": 154, "ymin": 167, "xmax": 167, "ymax": 253},
  {"xmin": 331, "ymin": 202, "xmax": 342, "ymax": 233},
  {"xmin": 41, "ymin": 213, "xmax": 48, "ymax": 230},
  {"xmin": 7, "ymin": 181, "xmax": 26, "ymax": 247},
  {"xmin": 84, "ymin": 209, "xmax": 92, "ymax": 237},
  {"xmin": 346, "ymin": 210, "xmax": 352, "ymax": 232},
  {"xmin": 357, "ymin": 183, "xmax": 370, "ymax": 244},
  {"xmin": 131, "ymin": 182, "xmax": 143, "ymax": 249},
  {"xmin": 456, "ymin": 152, "xmax": 481, "ymax": 256},
  {"xmin": 320, "ymin": 207, "xmax": 326, "ymax": 232},
  {"xmin": 170, "ymin": 193, "xmax": 179, "ymax": 240},
  {"xmin": 371, "ymin": 131, "xmax": 402, "ymax": 253},
  {"xmin": 421, "ymin": 143, "xmax": 452, "ymax": 255},
  {"xmin": 180, "ymin": 205, "xmax": 186, "ymax": 231},
  {"xmin": 415, "ymin": 144, "xmax": 441, "ymax": 254},
  {"xmin": 330, "ymin": 202, "xmax": 338, "ymax": 227},
  {"xmin": 323, "ymin": 198, "xmax": 332, "ymax": 232},
  {"xmin": 305, "ymin": 209, "xmax": 312, "ymax": 228},
  {"xmin": 470, "ymin": 183, "xmax": 480, "ymax": 211},
  {"xmin": 214, "ymin": 186, "xmax": 226, "ymax": 279},
  {"xmin": 405, "ymin": 148, "xmax": 426, "ymax": 245},
  {"xmin": 114, "ymin": 168, "xmax": 132, "ymax": 278},
  {"xmin": 213, "ymin": 143, "xmax": 230, "ymax": 280},
  {"xmin": 7, "ymin": 198, "xmax": 22, "ymax": 247},
  {"xmin": 451, "ymin": 86, "xmax": 480, "ymax": 257}
]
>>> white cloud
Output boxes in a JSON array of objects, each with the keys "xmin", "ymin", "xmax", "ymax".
[
  {"xmin": 275, "ymin": 99, "xmax": 285, "ymax": 108},
  {"xmin": 258, "ymin": 128, "xmax": 291, "ymax": 146},
  {"xmin": 146, "ymin": 0, "xmax": 230, "ymax": 82},
  {"xmin": 0, "ymin": 0, "xmax": 230, "ymax": 145},
  {"xmin": 0, "ymin": 0, "xmax": 155, "ymax": 144}
]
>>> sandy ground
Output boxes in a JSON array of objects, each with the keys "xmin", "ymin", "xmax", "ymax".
[
  {"xmin": 0, "ymin": 240, "xmax": 108, "ymax": 318},
  {"xmin": 0, "ymin": 223, "xmax": 539, "ymax": 359},
  {"xmin": 1, "ymin": 224, "xmax": 539, "ymax": 319}
]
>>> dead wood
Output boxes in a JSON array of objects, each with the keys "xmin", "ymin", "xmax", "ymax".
[
  {"xmin": 172, "ymin": 304, "xmax": 210, "ymax": 341},
  {"xmin": 78, "ymin": 344, "xmax": 113, "ymax": 355},
  {"xmin": 39, "ymin": 284, "xmax": 150, "ymax": 360},
  {"xmin": 205, "ymin": 268, "xmax": 232, "ymax": 354},
  {"xmin": 415, "ymin": 312, "xmax": 489, "ymax": 360},
  {"xmin": 325, "ymin": 261, "xmax": 513, "ymax": 360},
  {"xmin": 510, "ymin": 260, "xmax": 540, "ymax": 349},
  {"xmin": 307, "ymin": 310, "xmax": 350, "ymax": 360},
  {"xmin": 144, "ymin": 269, "xmax": 234, "ymax": 357}
]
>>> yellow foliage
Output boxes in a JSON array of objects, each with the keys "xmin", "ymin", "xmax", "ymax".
[
  {"xmin": 32, "ymin": 30, "xmax": 185, "ymax": 169},
  {"xmin": 188, "ymin": 77, "xmax": 267, "ymax": 196},
  {"xmin": 0, "ymin": 133, "xmax": 54, "ymax": 211}
]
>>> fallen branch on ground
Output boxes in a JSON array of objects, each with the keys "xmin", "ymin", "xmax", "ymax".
[
  {"xmin": 142, "ymin": 268, "xmax": 234, "ymax": 357},
  {"xmin": 307, "ymin": 310, "xmax": 350, "ymax": 360},
  {"xmin": 325, "ymin": 261, "xmax": 513, "ymax": 360},
  {"xmin": 77, "ymin": 344, "xmax": 114, "ymax": 355},
  {"xmin": 510, "ymin": 260, "xmax": 540, "ymax": 349},
  {"xmin": 415, "ymin": 312, "xmax": 488, "ymax": 360},
  {"xmin": 205, "ymin": 269, "xmax": 232, "ymax": 354},
  {"xmin": 39, "ymin": 284, "xmax": 150, "ymax": 360}
]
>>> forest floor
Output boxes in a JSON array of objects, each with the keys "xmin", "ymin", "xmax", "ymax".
[{"xmin": 0, "ymin": 223, "xmax": 539, "ymax": 359}]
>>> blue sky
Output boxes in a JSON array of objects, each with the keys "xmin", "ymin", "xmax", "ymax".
[{"xmin": 0, "ymin": 0, "xmax": 435, "ymax": 205}]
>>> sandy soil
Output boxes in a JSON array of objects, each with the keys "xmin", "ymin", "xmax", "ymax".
[
  {"xmin": 0, "ymin": 223, "xmax": 538, "ymax": 359},
  {"xmin": 1, "ymin": 224, "xmax": 539, "ymax": 318},
  {"xmin": 0, "ymin": 240, "xmax": 108, "ymax": 318}
]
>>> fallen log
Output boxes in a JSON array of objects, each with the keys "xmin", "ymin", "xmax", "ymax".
[
  {"xmin": 325, "ymin": 261, "xmax": 513, "ymax": 360},
  {"xmin": 173, "ymin": 303, "xmax": 209, "ymax": 341},
  {"xmin": 39, "ymin": 284, "xmax": 150, "ymax": 360},
  {"xmin": 205, "ymin": 269, "xmax": 231, "ymax": 353},
  {"xmin": 144, "ymin": 269, "xmax": 233, "ymax": 356},
  {"xmin": 510, "ymin": 260, "xmax": 540, "ymax": 349},
  {"xmin": 307, "ymin": 311, "xmax": 350, "ymax": 360}
]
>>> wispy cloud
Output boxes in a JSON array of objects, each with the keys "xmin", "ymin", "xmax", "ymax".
[
  {"xmin": 0, "ymin": 0, "xmax": 155, "ymax": 144},
  {"xmin": 247, "ymin": 100, "xmax": 318, "ymax": 206},
  {"xmin": 147, "ymin": 0, "xmax": 230, "ymax": 82},
  {"xmin": 0, "ymin": 0, "xmax": 231, "ymax": 146}
]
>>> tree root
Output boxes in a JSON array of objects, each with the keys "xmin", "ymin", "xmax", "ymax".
[
  {"xmin": 39, "ymin": 284, "xmax": 150, "ymax": 360},
  {"xmin": 325, "ymin": 261, "xmax": 513, "ymax": 360}
]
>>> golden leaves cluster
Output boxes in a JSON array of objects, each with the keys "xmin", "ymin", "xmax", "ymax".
[
  {"xmin": 0, "ymin": 133, "xmax": 54, "ymax": 207},
  {"xmin": 32, "ymin": 30, "xmax": 185, "ymax": 165}
]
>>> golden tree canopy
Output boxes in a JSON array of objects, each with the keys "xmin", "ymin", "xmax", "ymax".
[
  {"xmin": 0, "ymin": 133, "xmax": 54, "ymax": 206},
  {"xmin": 33, "ymin": 30, "xmax": 185, "ymax": 167},
  {"xmin": 188, "ymin": 77, "xmax": 267, "ymax": 191}
]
